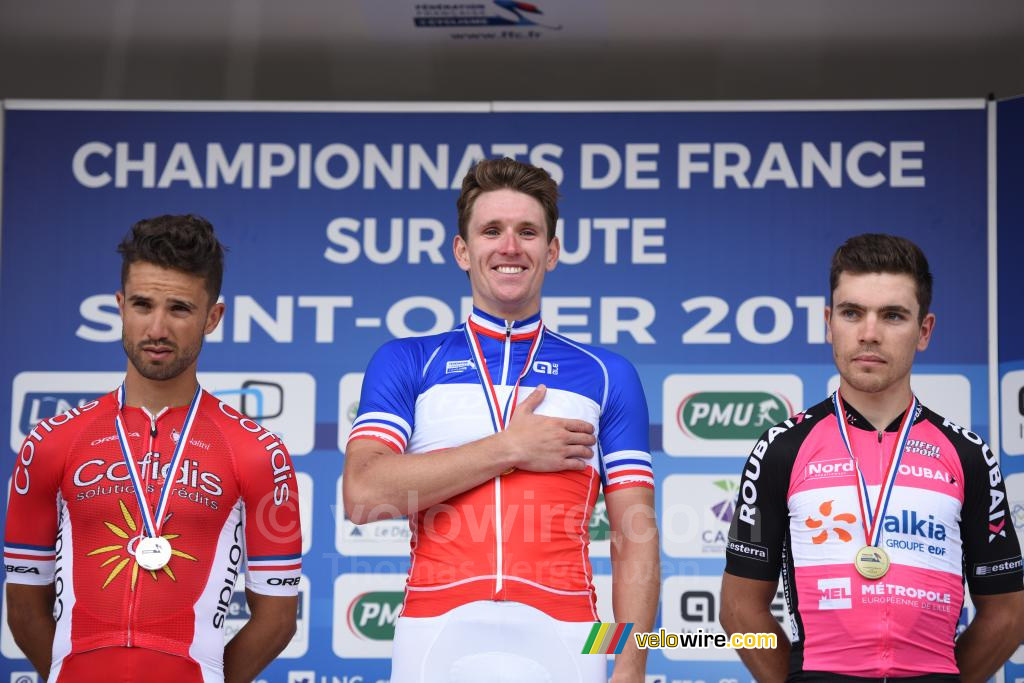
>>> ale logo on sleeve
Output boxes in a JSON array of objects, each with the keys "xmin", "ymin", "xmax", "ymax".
[{"xmin": 662, "ymin": 375, "xmax": 803, "ymax": 456}]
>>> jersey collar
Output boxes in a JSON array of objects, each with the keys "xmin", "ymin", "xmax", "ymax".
[
  {"xmin": 837, "ymin": 395, "xmax": 925, "ymax": 433},
  {"xmin": 468, "ymin": 307, "xmax": 542, "ymax": 340}
]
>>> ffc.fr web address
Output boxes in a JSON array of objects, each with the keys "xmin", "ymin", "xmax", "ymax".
[{"xmin": 635, "ymin": 629, "xmax": 777, "ymax": 650}]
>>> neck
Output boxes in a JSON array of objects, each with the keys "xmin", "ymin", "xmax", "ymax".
[
  {"xmin": 472, "ymin": 301, "xmax": 540, "ymax": 324},
  {"xmin": 839, "ymin": 382, "xmax": 913, "ymax": 432},
  {"xmin": 122, "ymin": 365, "xmax": 199, "ymax": 414}
]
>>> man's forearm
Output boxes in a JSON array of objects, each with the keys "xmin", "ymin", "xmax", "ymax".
[
  {"xmin": 609, "ymin": 528, "xmax": 660, "ymax": 681},
  {"xmin": 955, "ymin": 597, "xmax": 1024, "ymax": 683},
  {"xmin": 6, "ymin": 584, "xmax": 56, "ymax": 678},
  {"xmin": 720, "ymin": 604, "xmax": 790, "ymax": 683},
  {"xmin": 344, "ymin": 433, "xmax": 517, "ymax": 521},
  {"xmin": 222, "ymin": 612, "xmax": 295, "ymax": 683}
]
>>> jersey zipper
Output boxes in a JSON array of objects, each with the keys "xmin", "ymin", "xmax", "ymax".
[
  {"xmin": 126, "ymin": 412, "xmax": 158, "ymax": 647},
  {"xmin": 494, "ymin": 321, "xmax": 513, "ymax": 595}
]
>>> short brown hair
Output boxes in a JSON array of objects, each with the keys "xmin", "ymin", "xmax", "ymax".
[
  {"xmin": 118, "ymin": 214, "xmax": 226, "ymax": 305},
  {"xmin": 830, "ymin": 233, "xmax": 933, "ymax": 320},
  {"xmin": 456, "ymin": 158, "xmax": 559, "ymax": 241}
]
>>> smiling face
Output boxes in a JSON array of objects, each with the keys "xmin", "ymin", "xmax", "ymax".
[
  {"xmin": 453, "ymin": 188, "xmax": 560, "ymax": 321},
  {"xmin": 826, "ymin": 271, "xmax": 935, "ymax": 401},
  {"xmin": 116, "ymin": 261, "xmax": 224, "ymax": 383}
]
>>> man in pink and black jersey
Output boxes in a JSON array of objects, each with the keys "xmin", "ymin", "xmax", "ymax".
[
  {"xmin": 344, "ymin": 158, "xmax": 660, "ymax": 683},
  {"xmin": 4, "ymin": 215, "xmax": 302, "ymax": 682},
  {"xmin": 721, "ymin": 234, "xmax": 1023, "ymax": 682}
]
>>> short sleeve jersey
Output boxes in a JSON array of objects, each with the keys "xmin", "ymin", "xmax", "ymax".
[
  {"xmin": 347, "ymin": 309, "xmax": 654, "ymax": 621},
  {"xmin": 3, "ymin": 388, "xmax": 302, "ymax": 682},
  {"xmin": 725, "ymin": 395, "xmax": 1023, "ymax": 678}
]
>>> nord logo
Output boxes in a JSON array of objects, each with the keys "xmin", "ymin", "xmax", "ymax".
[
  {"xmin": 882, "ymin": 510, "xmax": 947, "ymax": 540},
  {"xmin": 19, "ymin": 393, "xmax": 102, "ymax": 435},
  {"xmin": 348, "ymin": 591, "xmax": 403, "ymax": 641},
  {"xmin": 677, "ymin": 391, "xmax": 791, "ymax": 440}
]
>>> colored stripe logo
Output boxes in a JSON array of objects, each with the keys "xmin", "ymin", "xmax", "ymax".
[{"xmin": 582, "ymin": 622, "xmax": 634, "ymax": 654}]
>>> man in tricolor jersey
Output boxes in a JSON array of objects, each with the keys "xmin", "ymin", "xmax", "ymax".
[
  {"xmin": 344, "ymin": 158, "xmax": 659, "ymax": 682},
  {"xmin": 4, "ymin": 215, "xmax": 302, "ymax": 682},
  {"xmin": 722, "ymin": 234, "xmax": 1024, "ymax": 682}
]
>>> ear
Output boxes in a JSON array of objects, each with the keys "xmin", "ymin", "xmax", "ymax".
[
  {"xmin": 205, "ymin": 301, "xmax": 226, "ymax": 335},
  {"xmin": 916, "ymin": 312, "xmax": 936, "ymax": 352},
  {"xmin": 453, "ymin": 234, "xmax": 470, "ymax": 272},
  {"xmin": 545, "ymin": 235, "xmax": 560, "ymax": 272},
  {"xmin": 824, "ymin": 305, "xmax": 833, "ymax": 344},
  {"xmin": 116, "ymin": 291, "xmax": 126, "ymax": 318}
]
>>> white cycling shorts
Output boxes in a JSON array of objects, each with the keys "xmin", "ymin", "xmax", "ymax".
[{"xmin": 390, "ymin": 601, "xmax": 607, "ymax": 683}]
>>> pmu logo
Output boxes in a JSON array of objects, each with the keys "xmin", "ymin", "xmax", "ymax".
[
  {"xmin": 19, "ymin": 392, "xmax": 102, "ymax": 435},
  {"xmin": 677, "ymin": 391, "xmax": 792, "ymax": 440},
  {"xmin": 347, "ymin": 591, "xmax": 403, "ymax": 640}
]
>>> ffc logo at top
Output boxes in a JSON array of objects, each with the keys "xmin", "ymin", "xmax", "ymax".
[
  {"xmin": 11, "ymin": 371, "xmax": 316, "ymax": 455},
  {"xmin": 662, "ymin": 374, "xmax": 803, "ymax": 457}
]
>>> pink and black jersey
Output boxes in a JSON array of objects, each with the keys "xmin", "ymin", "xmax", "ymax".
[
  {"xmin": 4, "ymin": 388, "xmax": 302, "ymax": 682},
  {"xmin": 347, "ymin": 308, "xmax": 654, "ymax": 622},
  {"xmin": 725, "ymin": 395, "xmax": 1022, "ymax": 678}
]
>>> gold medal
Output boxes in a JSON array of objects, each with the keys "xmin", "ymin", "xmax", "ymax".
[{"xmin": 854, "ymin": 545, "xmax": 890, "ymax": 580}]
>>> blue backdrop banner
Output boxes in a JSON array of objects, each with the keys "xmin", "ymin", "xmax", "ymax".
[{"xmin": 0, "ymin": 100, "xmax": 1003, "ymax": 682}]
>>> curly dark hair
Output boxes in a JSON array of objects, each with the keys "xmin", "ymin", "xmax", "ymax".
[
  {"xmin": 117, "ymin": 214, "xmax": 226, "ymax": 304},
  {"xmin": 830, "ymin": 233, "xmax": 933, "ymax": 320}
]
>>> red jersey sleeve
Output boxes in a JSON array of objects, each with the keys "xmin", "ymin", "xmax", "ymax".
[
  {"xmin": 4, "ymin": 404, "xmax": 91, "ymax": 585},
  {"xmin": 224, "ymin": 408, "xmax": 303, "ymax": 597}
]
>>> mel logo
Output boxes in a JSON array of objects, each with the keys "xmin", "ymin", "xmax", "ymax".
[{"xmin": 818, "ymin": 577, "xmax": 852, "ymax": 610}]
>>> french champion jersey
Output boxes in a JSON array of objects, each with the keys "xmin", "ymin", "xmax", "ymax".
[
  {"xmin": 3, "ymin": 388, "xmax": 302, "ymax": 682},
  {"xmin": 725, "ymin": 395, "xmax": 1023, "ymax": 678},
  {"xmin": 347, "ymin": 308, "xmax": 654, "ymax": 622}
]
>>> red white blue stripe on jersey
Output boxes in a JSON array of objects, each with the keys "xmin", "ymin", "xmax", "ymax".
[
  {"xmin": 4, "ymin": 542, "xmax": 56, "ymax": 562},
  {"xmin": 350, "ymin": 411, "xmax": 412, "ymax": 453},
  {"xmin": 603, "ymin": 450, "xmax": 655, "ymax": 492},
  {"xmin": 247, "ymin": 553, "xmax": 302, "ymax": 572}
]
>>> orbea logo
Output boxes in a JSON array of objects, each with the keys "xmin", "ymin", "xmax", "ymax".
[
  {"xmin": 677, "ymin": 391, "xmax": 792, "ymax": 441},
  {"xmin": 805, "ymin": 500, "xmax": 857, "ymax": 545},
  {"xmin": 348, "ymin": 591, "xmax": 403, "ymax": 641}
]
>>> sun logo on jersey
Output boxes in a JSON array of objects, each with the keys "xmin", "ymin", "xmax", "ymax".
[
  {"xmin": 805, "ymin": 500, "xmax": 857, "ymax": 544},
  {"xmin": 85, "ymin": 499, "xmax": 198, "ymax": 590}
]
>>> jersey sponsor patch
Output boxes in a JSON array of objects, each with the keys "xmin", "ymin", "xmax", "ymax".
[
  {"xmin": 973, "ymin": 557, "xmax": 1023, "ymax": 577},
  {"xmin": 726, "ymin": 538, "xmax": 768, "ymax": 562}
]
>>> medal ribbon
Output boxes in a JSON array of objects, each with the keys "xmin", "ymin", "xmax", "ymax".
[
  {"xmin": 464, "ymin": 319, "xmax": 545, "ymax": 434},
  {"xmin": 115, "ymin": 384, "xmax": 203, "ymax": 539},
  {"xmin": 833, "ymin": 391, "xmax": 917, "ymax": 548}
]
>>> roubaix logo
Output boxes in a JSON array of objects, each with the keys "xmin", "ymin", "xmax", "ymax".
[
  {"xmin": 737, "ymin": 416, "xmax": 803, "ymax": 526},
  {"xmin": 348, "ymin": 591, "xmax": 404, "ymax": 641},
  {"xmin": 942, "ymin": 418, "xmax": 1007, "ymax": 542},
  {"xmin": 677, "ymin": 391, "xmax": 792, "ymax": 441},
  {"xmin": 818, "ymin": 577, "xmax": 852, "ymax": 610}
]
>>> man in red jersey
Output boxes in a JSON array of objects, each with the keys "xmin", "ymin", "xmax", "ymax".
[
  {"xmin": 344, "ymin": 158, "xmax": 659, "ymax": 682},
  {"xmin": 4, "ymin": 215, "xmax": 302, "ymax": 682},
  {"xmin": 721, "ymin": 234, "xmax": 1024, "ymax": 682}
]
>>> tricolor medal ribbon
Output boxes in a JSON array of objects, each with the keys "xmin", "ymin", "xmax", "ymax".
[
  {"xmin": 464, "ymin": 318, "xmax": 545, "ymax": 475},
  {"xmin": 115, "ymin": 384, "xmax": 203, "ymax": 570},
  {"xmin": 833, "ymin": 391, "xmax": 917, "ymax": 580}
]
